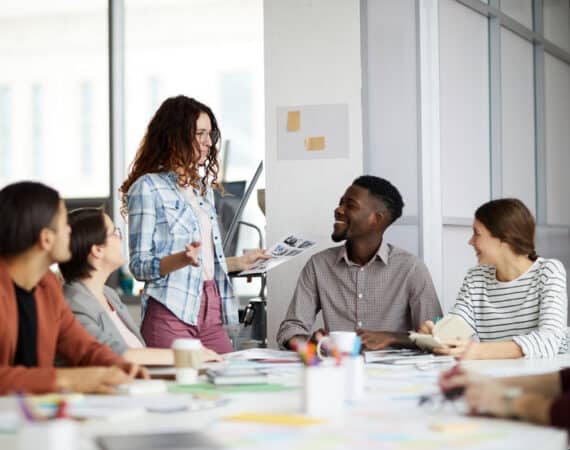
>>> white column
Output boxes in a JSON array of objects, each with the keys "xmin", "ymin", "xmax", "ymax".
[
  {"xmin": 263, "ymin": 0, "xmax": 363, "ymax": 347},
  {"xmin": 417, "ymin": 0, "xmax": 443, "ymax": 300}
]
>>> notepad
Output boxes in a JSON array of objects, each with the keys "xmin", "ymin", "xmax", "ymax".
[
  {"xmin": 206, "ymin": 367, "xmax": 269, "ymax": 385},
  {"xmin": 409, "ymin": 315, "xmax": 474, "ymax": 351}
]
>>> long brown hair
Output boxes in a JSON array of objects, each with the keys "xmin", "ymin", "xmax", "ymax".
[
  {"xmin": 475, "ymin": 198, "xmax": 538, "ymax": 261},
  {"xmin": 120, "ymin": 96, "xmax": 222, "ymax": 216}
]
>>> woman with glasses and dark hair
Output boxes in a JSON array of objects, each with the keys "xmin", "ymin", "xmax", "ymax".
[
  {"xmin": 59, "ymin": 208, "xmax": 221, "ymax": 365},
  {"xmin": 119, "ymin": 96, "xmax": 268, "ymax": 353},
  {"xmin": 418, "ymin": 198, "xmax": 567, "ymax": 359}
]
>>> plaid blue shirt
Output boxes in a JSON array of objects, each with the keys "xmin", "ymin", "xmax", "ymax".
[{"xmin": 126, "ymin": 172, "xmax": 239, "ymax": 326}]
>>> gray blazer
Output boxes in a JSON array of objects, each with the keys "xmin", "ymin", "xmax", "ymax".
[{"xmin": 63, "ymin": 281, "xmax": 145, "ymax": 355}]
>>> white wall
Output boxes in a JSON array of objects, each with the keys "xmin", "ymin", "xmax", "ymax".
[{"xmin": 264, "ymin": 0, "xmax": 363, "ymax": 348}]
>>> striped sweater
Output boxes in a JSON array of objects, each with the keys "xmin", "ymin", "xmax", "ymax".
[{"xmin": 449, "ymin": 257, "xmax": 568, "ymax": 358}]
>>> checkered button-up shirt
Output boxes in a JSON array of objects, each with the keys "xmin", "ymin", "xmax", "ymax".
[
  {"xmin": 127, "ymin": 172, "xmax": 239, "ymax": 326},
  {"xmin": 277, "ymin": 241, "xmax": 442, "ymax": 347}
]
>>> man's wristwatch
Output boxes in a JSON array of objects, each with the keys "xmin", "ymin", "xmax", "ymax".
[{"xmin": 502, "ymin": 387, "xmax": 523, "ymax": 418}]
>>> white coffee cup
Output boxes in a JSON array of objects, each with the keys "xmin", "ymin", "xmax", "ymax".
[
  {"xmin": 316, "ymin": 331, "xmax": 357, "ymax": 359},
  {"xmin": 171, "ymin": 338, "xmax": 203, "ymax": 384}
]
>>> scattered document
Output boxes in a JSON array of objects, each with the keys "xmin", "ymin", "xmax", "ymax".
[
  {"xmin": 67, "ymin": 393, "xmax": 201, "ymax": 420},
  {"xmin": 224, "ymin": 349, "xmax": 299, "ymax": 362},
  {"xmin": 239, "ymin": 234, "xmax": 316, "ymax": 276},
  {"xmin": 206, "ymin": 367, "xmax": 269, "ymax": 385},
  {"xmin": 363, "ymin": 348, "xmax": 425, "ymax": 364}
]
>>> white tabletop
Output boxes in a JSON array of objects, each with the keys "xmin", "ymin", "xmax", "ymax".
[{"xmin": 1, "ymin": 353, "xmax": 568, "ymax": 450}]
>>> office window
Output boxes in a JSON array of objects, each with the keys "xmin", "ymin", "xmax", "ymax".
[
  {"xmin": 501, "ymin": 28, "xmax": 535, "ymax": 213},
  {"xmin": 439, "ymin": 0, "xmax": 490, "ymax": 218},
  {"xmin": 544, "ymin": 0, "xmax": 570, "ymax": 52},
  {"xmin": 544, "ymin": 53, "xmax": 570, "ymax": 226},
  {"xmin": 147, "ymin": 76, "xmax": 161, "ymax": 118},
  {"xmin": 219, "ymin": 71, "xmax": 254, "ymax": 181},
  {"xmin": 501, "ymin": 0, "xmax": 533, "ymax": 29},
  {"xmin": 31, "ymin": 85, "xmax": 44, "ymax": 177},
  {"xmin": 80, "ymin": 81, "xmax": 94, "ymax": 176},
  {"xmin": 0, "ymin": 1, "xmax": 109, "ymax": 197},
  {"xmin": 124, "ymin": 0, "xmax": 264, "ymax": 177},
  {"xmin": 0, "ymin": 87, "xmax": 11, "ymax": 177}
]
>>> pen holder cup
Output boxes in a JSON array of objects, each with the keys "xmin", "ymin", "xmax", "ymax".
[
  {"xmin": 303, "ymin": 365, "xmax": 345, "ymax": 417},
  {"xmin": 19, "ymin": 418, "xmax": 78, "ymax": 450},
  {"xmin": 344, "ymin": 355, "xmax": 365, "ymax": 402}
]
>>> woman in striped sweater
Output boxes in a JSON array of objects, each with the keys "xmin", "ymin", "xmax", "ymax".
[{"xmin": 419, "ymin": 198, "xmax": 567, "ymax": 359}]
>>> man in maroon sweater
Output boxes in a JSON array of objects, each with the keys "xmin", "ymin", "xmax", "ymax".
[
  {"xmin": 440, "ymin": 364, "xmax": 570, "ymax": 429},
  {"xmin": 0, "ymin": 181, "xmax": 147, "ymax": 394}
]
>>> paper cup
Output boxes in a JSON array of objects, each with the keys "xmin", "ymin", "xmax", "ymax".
[{"xmin": 172, "ymin": 338, "xmax": 203, "ymax": 384}]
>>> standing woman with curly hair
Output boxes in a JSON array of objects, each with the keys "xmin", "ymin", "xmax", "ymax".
[{"xmin": 120, "ymin": 96, "xmax": 267, "ymax": 353}]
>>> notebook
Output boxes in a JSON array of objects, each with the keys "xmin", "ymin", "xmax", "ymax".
[{"xmin": 409, "ymin": 315, "xmax": 474, "ymax": 351}]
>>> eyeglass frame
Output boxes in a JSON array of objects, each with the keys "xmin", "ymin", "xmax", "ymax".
[
  {"xmin": 107, "ymin": 226, "xmax": 122, "ymax": 240},
  {"xmin": 195, "ymin": 129, "xmax": 220, "ymax": 144}
]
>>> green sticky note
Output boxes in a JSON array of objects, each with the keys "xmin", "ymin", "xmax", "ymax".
[{"xmin": 168, "ymin": 383, "xmax": 298, "ymax": 395}]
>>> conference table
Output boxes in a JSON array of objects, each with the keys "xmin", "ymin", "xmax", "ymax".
[{"xmin": 1, "ymin": 350, "xmax": 569, "ymax": 450}]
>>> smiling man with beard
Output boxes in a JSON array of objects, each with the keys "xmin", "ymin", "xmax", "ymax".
[{"xmin": 277, "ymin": 176, "xmax": 442, "ymax": 350}]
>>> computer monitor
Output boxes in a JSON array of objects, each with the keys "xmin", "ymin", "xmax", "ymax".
[
  {"xmin": 214, "ymin": 180, "xmax": 245, "ymax": 257},
  {"xmin": 215, "ymin": 161, "xmax": 263, "ymax": 256}
]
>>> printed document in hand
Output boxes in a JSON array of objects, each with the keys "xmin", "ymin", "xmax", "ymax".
[
  {"xmin": 408, "ymin": 315, "xmax": 474, "ymax": 352},
  {"xmin": 239, "ymin": 234, "xmax": 316, "ymax": 276}
]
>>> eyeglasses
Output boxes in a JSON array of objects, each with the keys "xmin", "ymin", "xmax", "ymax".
[
  {"xmin": 107, "ymin": 227, "xmax": 122, "ymax": 240},
  {"xmin": 195, "ymin": 129, "xmax": 220, "ymax": 144}
]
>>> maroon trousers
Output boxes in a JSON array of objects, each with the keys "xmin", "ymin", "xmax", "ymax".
[{"xmin": 141, "ymin": 280, "xmax": 233, "ymax": 354}]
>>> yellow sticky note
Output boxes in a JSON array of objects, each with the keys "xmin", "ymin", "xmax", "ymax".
[
  {"xmin": 224, "ymin": 413, "xmax": 324, "ymax": 427},
  {"xmin": 304, "ymin": 136, "xmax": 325, "ymax": 151},
  {"xmin": 430, "ymin": 422, "xmax": 479, "ymax": 433},
  {"xmin": 287, "ymin": 110, "xmax": 301, "ymax": 131}
]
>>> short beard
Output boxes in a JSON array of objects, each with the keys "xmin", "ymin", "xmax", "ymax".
[{"xmin": 331, "ymin": 230, "xmax": 346, "ymax": 243}]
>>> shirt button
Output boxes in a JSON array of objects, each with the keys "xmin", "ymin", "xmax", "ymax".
[
  {"xmin": 358, "ymin": 293, "xmax": 363, "ymax": 299},
  {"xmin": 360, "ymin": 268, "xmax": 364, "ymax": 272},
  {"xmin": 215, "ymin": 237, "xmax": 218, "ymax": 240}
]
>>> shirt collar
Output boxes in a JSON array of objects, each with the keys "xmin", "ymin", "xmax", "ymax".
[{"xmin": 335, "ymin": 239, "xmax": 390, "ymax": 266}]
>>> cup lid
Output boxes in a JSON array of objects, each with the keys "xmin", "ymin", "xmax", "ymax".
[{"xmin": 171, "ymin": 338, "xmax": 203, "ymax": 350}]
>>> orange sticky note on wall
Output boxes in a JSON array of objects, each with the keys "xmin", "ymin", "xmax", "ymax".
[
  {"xmin": 287, "ymin": 110, "xmax": 301, "ymax": 131},
  {"xmin": 304, "ymin": 136, "xmax": 325, "ymax": 151}
]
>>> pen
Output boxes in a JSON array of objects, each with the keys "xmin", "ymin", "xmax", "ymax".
[
  {"xmin": 352, "ymin": 336, "xmax": 362, "ymax": 356},
  {"xmin": 55, "ymin": 399, "xmax": 67, "ymax": 419},
  {"xmin": 442, "ymin": 339, "xmax": 474, "ymax": 399},
  {"xmin": 16, "ymin": 392, "xmax": 37, "ymax": 422}
]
